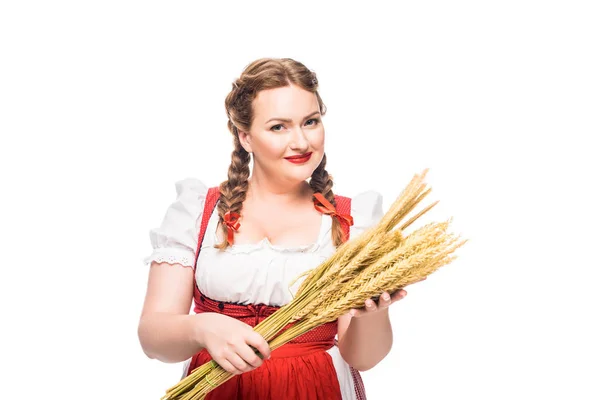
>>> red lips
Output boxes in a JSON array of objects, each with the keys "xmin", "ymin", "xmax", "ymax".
[{"xmin": 285, "ymin": 152, "xmax": 312, "ymax": 160}]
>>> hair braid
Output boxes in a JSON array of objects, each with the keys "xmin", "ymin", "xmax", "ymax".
[
  {"xmin": 214, "ymin": 122, "xmax": 251, "ymax": 250},
  {"xmin": 309, "ymin": 153, "xmax": 344, "ymax": 247}
]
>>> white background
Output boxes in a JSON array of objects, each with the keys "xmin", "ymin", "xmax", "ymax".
[{"xmin": 1, "ymin": 1, "xmax": 598, "ymax": 399}]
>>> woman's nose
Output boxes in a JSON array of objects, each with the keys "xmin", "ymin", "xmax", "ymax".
[{"xmin": 289, "ymin": 126, "xmax": 309, "ymax": 149}]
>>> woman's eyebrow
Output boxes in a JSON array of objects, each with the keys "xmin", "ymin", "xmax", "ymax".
[{"xmin": 265, "ymin": 111, "xmax": 320, "ymax": 124}]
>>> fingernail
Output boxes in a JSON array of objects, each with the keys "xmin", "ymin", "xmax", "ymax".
[{"xmin": 383, "ymin": 294, "xmax": 390, "ymax": 301}]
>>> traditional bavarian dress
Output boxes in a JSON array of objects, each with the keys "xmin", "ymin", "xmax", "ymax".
[{"xmin": 143, "ymin": 178, "xmax": 383, "ymax": 399}]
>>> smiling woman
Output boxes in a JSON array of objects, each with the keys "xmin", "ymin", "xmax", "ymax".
[
  {"xmin": 236, "ymin": 84, "xmax": 326, "ymax": 192},
  {"xmin": 139, "ymin": 58, "xmax": 386, "ymax": 400}
]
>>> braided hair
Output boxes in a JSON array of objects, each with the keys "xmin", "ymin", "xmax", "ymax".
[{"xmin": 215, "ymin": 58, "xmax": 345, "ymax": 250}]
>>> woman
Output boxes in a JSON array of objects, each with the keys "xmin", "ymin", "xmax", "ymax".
[{"xmin": 138, "ymin": 57, "xmax": 416, "ymax": 399}]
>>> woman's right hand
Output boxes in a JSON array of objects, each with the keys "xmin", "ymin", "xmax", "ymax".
[{"xmin": 195, "ymin": 313, "xmax": 272, "ymax": 375}]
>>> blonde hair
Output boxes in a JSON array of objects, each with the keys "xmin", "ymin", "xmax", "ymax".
[{"xmin": 215, "ymin": 57, "xmax": 345, "ymax": 250}]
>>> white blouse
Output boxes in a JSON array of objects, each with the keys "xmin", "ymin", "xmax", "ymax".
[{"xmin": 143, "ymin": 178, "xmax": 384, "ymax": 399}]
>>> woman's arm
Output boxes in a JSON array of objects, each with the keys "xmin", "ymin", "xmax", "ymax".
[
  {"xmin": 337, "ymin": 308, "xmax": 393, "ymax": 372},
  {"xmin": 137, "ymin": 261, "xmax": 208, "ymax": 363}
]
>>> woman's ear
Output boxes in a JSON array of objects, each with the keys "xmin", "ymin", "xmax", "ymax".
[{"xmin": 238, "ymin": 130, "xmax": 253, "ymax": 153}]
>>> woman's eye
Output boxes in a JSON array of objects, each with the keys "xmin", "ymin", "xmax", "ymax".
[{"xmin": 271, "ymin": 119, "xmax": 319, "ymax": 131}]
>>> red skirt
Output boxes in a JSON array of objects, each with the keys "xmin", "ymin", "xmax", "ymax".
[
  {"xmin": 185, "ymin": 289, "xmax": 366, "ymax": 399},
  {"xmin": 187, "ymin": 340, "xmax": 342, "ymax": 399}
]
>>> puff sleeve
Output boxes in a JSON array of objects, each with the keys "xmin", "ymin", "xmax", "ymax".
[
  {"xmin": 142, "ymin": 178, "xmax": 208, "ymax": 268},
  {"xmin": 349, "ymin": 190, "xmax": 384, "ymax": 239}
]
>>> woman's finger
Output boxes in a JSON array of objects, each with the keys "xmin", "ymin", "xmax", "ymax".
[
  {"xmin": 228, "ymin": 352, "xmax": 254, "ymax": 373},
  {"xmin": 349, "ymin": 306, "xmax": 367, "ymax": 317},
  {"xmin": 365, "ymin": 298, "xmax": 378, "ymax": 312},
  {"xmin": 379, "ymin": 292, "xmax": 392, "ymax": 307},
  {"xmin": 391, "ymin": 289, "xmax": 407, "ymax": 301},
  {"xmin": 236, "ymin": 343, "xmax": 263, "ymax": 369},
  {"xmin": 217, "ymin": 358, "xmax": 243, "ymax": 375}
]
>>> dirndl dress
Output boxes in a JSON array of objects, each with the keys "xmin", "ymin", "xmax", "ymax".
[{"xmin": 144, "ymin": 178, "xmax": 384, "ymax": 399}]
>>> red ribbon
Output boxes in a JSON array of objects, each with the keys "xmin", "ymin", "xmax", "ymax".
[
  {"xmin": 313, "ymin": 193, "xmax": 354, "ymax": 227},
  {"xmin": 223, "ymin": 210, "xmax": 241, "ymax": 245}
]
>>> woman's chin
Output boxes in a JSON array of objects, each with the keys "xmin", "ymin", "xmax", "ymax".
[
  {"xmin": 283, "ymin": 168, "xmax": 313, "ymax": 182},
  {"xmin": 278, "ymin": 158, "xmax": 321, "ymax": 181}
]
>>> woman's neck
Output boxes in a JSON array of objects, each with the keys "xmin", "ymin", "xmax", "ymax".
[{"xmin": 246, "ymin": 175, "xmax": 312, "ymax": 207}]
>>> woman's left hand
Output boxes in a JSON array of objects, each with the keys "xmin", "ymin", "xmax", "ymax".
[{"xmin": 347, "ymin": 277, "xmax": 427, "ymax": 319}]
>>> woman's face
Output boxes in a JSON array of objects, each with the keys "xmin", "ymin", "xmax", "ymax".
[{"xmin": 239, "ymin": 84, "xmax": 325, "ymax": 186}]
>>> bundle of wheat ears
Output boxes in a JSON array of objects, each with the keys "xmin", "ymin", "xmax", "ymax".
[{"xmin": 162, "ymin": 168, "xmax": 468, "ymax": 400}]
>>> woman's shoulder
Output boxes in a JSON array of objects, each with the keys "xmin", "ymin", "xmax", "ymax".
[
  {"xmin": 142, "ymin": 177, "xmax": 212, "ymax": 268},
  {"xmin": 168, "ymin": 177, "xmax": 213, "ymax": 228},
  {"xmin": 174, "ymin": 177, "xmax": 211, "ymax": 199}
]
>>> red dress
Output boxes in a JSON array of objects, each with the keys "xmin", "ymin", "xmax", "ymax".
[{"xmin": 184, "ymin": 187, "xmax": 367, "ymax": 399}]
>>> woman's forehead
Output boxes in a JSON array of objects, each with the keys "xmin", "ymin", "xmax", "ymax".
[{"xmin": 253, "ymin": 85, "xmax": 319, "ymax": 121}]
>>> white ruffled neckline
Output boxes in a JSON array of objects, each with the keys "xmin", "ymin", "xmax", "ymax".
[{"xmin": 208, "ymin": 207, "xmax": 331, "ymax": 255}]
